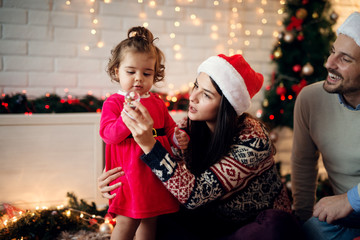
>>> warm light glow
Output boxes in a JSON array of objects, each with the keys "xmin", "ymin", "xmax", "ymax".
[
  {"xmin": 273, "ymin": 31, "xmax": 279, "ymax": 38},
  {"xmin": 280, "ymin": 0, "xmax": 285, "ymax": 4},
  {"xmin": 139, "ymin": 12, "xmax": 146, "ymax": 19},
  {"xmin": 170, "ymin": 33, "xmax": 176, "ymax": 38},
  {"xmin": 149, "ymin": 1, "xmax": 156, "ymax": 7},
  {"xmin": 232, "ymin": 7, "xmax": 238, "ymax": 13},
  {"xmin": 262, "ymin": 18, "xmax": 267, "ymax": 24},
  {"xmin": 258, "ymin": 8, "xmax": 264, "ymax": 14},
  {"xmin": 173, "ymin": 44, "xmax": 181, "ymax": 51},
  {"xmin": 88, "ymin": 90, "xmax": 93, "ymax": 95},
  {"xmin": 213, "ymin": 1, "xmax": 219, "ymax": 6},
  {"xmin": 104, "ymin": 0, "xmax": 111, "ymax": 3},
  {"xmin": 190, "ymin": 14, "xmax": 196, "ymax": 20},
  {"xmin": 244, "ymin": 40, "xmax": 250, "ymax": 46},
  {"xmin": 138, "ymin": 0, "xmax": 143, "ymax": 3},
  {"xmin": 236, "ymin": 49, "xmax": 243, "ymax": 54},
  {"xmin": 84, "ymin": 45, "xmax": 90, "ymax": 51},
  {"xmin": 211, "ymin": 25, "xmax": 218, "ymax": 31},
  {"xmin": 277, "ymin": 20, "xmax": 282, "ymax": 26},
  {"xmin": 90, "ymin": 8, "xmax": 95, "ymax": 13},
  {"xmin": 143, "ymin": 22, "xmax": 149, "ymax": 27},
  {"xmin": 93, "ymin": 18, "xmax": 98, "ymax": 24},
  {"xmin": 257, "ymin": 29, "xmax": 263, "ymax": 35},
  {"xmin": 175, "ymin": 6, "xmax": 180, "ymax": 12},
  {"xmin": 65, "ymin": 0, "xmax": 71, "ymax": 5},
  {"xmin": 156, "ymin": 10, "xmax": 163, "ymax": 16},
  {"xmin": 278, "ymin": 8, "xmax": 284, "ymax": 14},
  {"xmin": 261, "ymin": 0, "xmax": 267, "ymax": 5},
  {"xmin": 237, "ymin": 23, "xmax": 242, "ymax": 29},
  {"xmin": 171, "ymin": 97, "xmax": 178, "ymax": 102},
  {"xmin": 91, "ymin": 29, "xmax": 96, "ymax": 34},
  {"xmin": 97, "ymin": 41, "xmax": 104, "ymax": 48},
  {"xmin": 174, "ymin": 21, "xmax": 180, "ymax": 27},
  {"xmin": 168, "ymin": 83, "xmax": 174, "ymax": 89},
  {"xmin": 229, "ymin": 32, "xmax": 235, "ymax": 38},
  {"xmin": 66, "ymin": 210, "xmax": 71, "ymax": 216},
  {"xmin": 211, "ymin": 32, "xmax": 219, "ymax": 40},
  {"xmin": 245, "ymin": 30, "xmax": 251, "ymax": 36},
  {"xmin": 80, "ymin": 213, "xmax": 84, "ymax": 218},
  {"xmin": 175, "ymin": 53, "xmax": 182, "ymax": 60},
  {"xmin": 64, "ymin": 88, "xmax": 69, "ymax": 93}
]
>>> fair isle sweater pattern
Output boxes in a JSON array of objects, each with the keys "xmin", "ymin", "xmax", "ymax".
[{"xmin": 141, "ymin": 118, "xmax": 290, "ymax": 222}]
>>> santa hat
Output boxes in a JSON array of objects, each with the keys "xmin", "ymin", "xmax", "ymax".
[
  {"xmin": 197, "ymin": 54, "xmax": 264, "ymax": 116},
  {"xmin": 337, "ymin": 11, "xmax": 360, "ymax": 47}
]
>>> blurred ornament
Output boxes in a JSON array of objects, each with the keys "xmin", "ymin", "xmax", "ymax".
[
  {"xmin": 284, "ymin": 32, "xmax": 295, "ymax": 43},
  {"xmin": 292, "ymin": 64, "xmax": 302, "ymax": 73},
  {"xmin": 330, "ymin": 11, "xmax": 338, "ymax": 22},
  {"xmin": 263, "ymin": 99, "xmax": 269, "ymax": 107},
  {"xmin": 301, "ymin": 62, "xmax": 314, "ymax": 76},
  {"xmin": 278, "ymin": 32, "xmax": 284, "ymax": 40},
  {"xmin": 312, "ymin": 12, "xmax": 319, "ymax": 19},
  {"xmin": 125, "ymin": 91, "xmax": 140, "ymax": 108},
  {"xmin": 269, "ymin": 130, "xmax": 278, "ymax": 143},
  {"xmin": 296, "ymin": 8, "xmax": 308, "ymax": 20},
  {"xmin": 286, "ymin": 16, "xmax": 303, "ymax": 31},
  {"xmin": 302, "ymin": 0, "xmax": 309, "ymax": 4},
  {"xmin": 292, "ymin": 79, "xmax": 307, "ymax": 96},
  {"xmin": 297, "ymin": 32, "xmax": 304, "ymax": 41},
  {"xmin": 273, "ymin": 48, "xmax": 283, "ymax": 59},
  {"xmin": 99, "ymin": 222, "xmax": 114, "ymax": 234},
  {"xmin": 276, "ymin": 83, "xmax": 287, "ymax": 96}
]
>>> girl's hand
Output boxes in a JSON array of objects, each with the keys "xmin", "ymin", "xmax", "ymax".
[
  {"xmin": 97, "ymin": 167, "xmax": 124, "ymax": 199},
  {"xmin": 121, "ymin": 101, "xmax": 156, "ymax": 154},
  {"xmin": 174, "ymin": 127, "xmax": 189, "ymax": 150}
]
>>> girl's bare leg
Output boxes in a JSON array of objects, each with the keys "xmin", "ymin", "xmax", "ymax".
[
  {"xmin": 135, "ymin": 217, "xmax": 157, "ymax": 240},
  {"xmin": 111, "ymin": 215, "xmax": 141, "ymax": 240}
]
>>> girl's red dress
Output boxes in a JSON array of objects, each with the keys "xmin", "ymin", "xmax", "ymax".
[{"xmin": 100, "ymin": 92, "xmax": 179, "ymax": 219}]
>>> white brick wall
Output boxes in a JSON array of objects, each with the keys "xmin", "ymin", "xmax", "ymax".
[{"xmin": 0, "ymin": 0, "xmax": 359, "ymax": 115}]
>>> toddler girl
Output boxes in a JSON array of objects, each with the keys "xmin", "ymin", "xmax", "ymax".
[{"xmin": 100, "ymin": 26, "xmax": 187, "ymax": 240}]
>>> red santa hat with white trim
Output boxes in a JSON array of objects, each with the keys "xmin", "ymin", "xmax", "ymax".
[
  {"xmin": 197, "ymin": 54, "xmax": 264, "ymax": 116},
  {"xmin": 337, "ymin": 11, "xmax": 360, "ymax": 47}
]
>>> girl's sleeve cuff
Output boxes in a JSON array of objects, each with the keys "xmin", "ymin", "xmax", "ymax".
[{"xmin": 347, "ymin": 183, "xmax": 360, "ymax": 212}]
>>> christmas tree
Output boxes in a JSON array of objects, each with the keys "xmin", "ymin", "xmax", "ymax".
[{"xmin": 261, "ymin": 0, "xmax": 337, "ymax": 129}]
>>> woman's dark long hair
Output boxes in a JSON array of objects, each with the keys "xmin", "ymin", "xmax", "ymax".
[{"xmin": 185, "ymin": 77, "xmax": 248, "ymax": 176}]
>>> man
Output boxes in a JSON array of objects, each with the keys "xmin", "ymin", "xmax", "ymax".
[{"xmin": 291, "ymin": 11, "xmax": 360, "ymax": 239}]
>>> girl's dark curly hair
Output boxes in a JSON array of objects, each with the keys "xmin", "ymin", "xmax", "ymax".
[{"xmin": 106, "ymin": 26, "xmax": 165, "ymax": 84}]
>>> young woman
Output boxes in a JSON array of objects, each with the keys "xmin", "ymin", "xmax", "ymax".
[{"xmin": 99, "ymin": 54, "xmax": 303, "ymax": 239}]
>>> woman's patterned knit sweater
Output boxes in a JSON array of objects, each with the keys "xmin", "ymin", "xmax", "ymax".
[{"xmin": 141, "ymin": 117, "xmax": 291, "ymax": 228}]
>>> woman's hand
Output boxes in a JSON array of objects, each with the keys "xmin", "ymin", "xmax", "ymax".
[
  {"xmin": 121, "ymin": 101, "xmax": 156, "ymax": 154},
  {"xmin": 97, "ymin": 167, "xmax": 124, "ymax": 199}
]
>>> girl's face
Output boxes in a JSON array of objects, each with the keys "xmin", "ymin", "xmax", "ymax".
[
  {"xmin": 115, "ymin": 51, "xmax": 156, "ymax": 96},
  {"xmin": 188, "ymin": 72, "xmax": 221, "ymax": 132}
]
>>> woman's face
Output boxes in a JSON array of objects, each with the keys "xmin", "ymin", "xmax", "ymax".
[{"xmin": 188, "ymin": 72, "xmax": 221, "ymax": 132}]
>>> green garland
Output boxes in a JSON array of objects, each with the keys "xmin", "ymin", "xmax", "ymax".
[
  {"xmin": 0, "ymin": 92, "xmax": 189, "ymax": 114},
  {"xmin": 0, "ymin": 93, "xmax": 104, "ymax": 114},
  {"xmin": 0, "ymin": 192, "xmax": 108, "ymax": 240}
]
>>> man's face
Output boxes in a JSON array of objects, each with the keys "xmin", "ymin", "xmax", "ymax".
[{"xmin": 324, "ymin": 34, "xmax": 360, "ymax": 97}]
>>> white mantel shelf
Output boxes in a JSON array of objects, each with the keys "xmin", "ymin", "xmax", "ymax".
[{"xmin": 0, "ymin": 113, "xmax": 107, "ymax": 209}]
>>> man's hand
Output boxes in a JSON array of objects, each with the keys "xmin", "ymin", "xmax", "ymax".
[{"xmin": 313, "ymin": 193, "xmax": 353, "ymax": 224}]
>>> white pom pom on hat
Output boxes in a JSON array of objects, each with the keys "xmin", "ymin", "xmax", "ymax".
[
  {"xmin": 337, "ymin": 11, "xmax": 360, "ymax": 47},
  {"xmin": 197, "ymin": 54, "xmax": 264, "ymax": 116}
]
